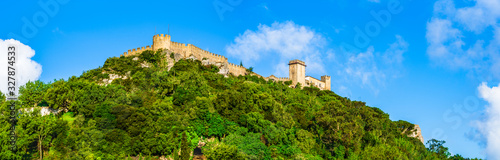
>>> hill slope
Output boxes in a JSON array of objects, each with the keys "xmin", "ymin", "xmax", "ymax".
[{"xmin": 0, "ymin": 49, "xmax": 473, "ymax": 159}]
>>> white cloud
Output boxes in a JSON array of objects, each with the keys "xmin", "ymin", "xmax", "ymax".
[
  {"xmin": 0, "ymin": 39, "xmax": 42, "ymax": 97},
  {"xmin": 455, "ymin": 0, "xmax": 500, "ymax": 33},
  {"xmin": 383, "ymin": 35, "xmax": 408, "ymax": 64},
  {"xmin": 344, "ymin": 46, "xmax": 385, "ymax": 94},
  {"xmin": 226, "ymin": 22, "xmax": 408, "ymax": 95},
  {"xmin": 431, "ymin": 1, "xmax": 500, "ymax": 158},
  {"xmin": 433, "ymin": 0, "xmax": 456, "ymax": 17},
  {"xmin": 338, "ymin": 35, "xmax": 408, "ymax": 94},
  {"xmin": 427, "ymin": 0, "xmax": 500, "ymax": 79},
  {"xmin": 226, "ymin": 21, "xmax": 326, "ymax": 76},
  {"xmin": 432, "ymin": 0, "xmax": 500, "ymax": 33},
  {"xmin": 426, "ymin": 18, "xmax": 461, "ymax": 46},
  {"xmin": 477, "ymin": 82, "xmax": 500, "ymax": 160}
]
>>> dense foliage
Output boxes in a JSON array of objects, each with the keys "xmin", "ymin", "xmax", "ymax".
[{"xmin": 0, "ymin": 50, "xmax": 479, "ymax": 159}]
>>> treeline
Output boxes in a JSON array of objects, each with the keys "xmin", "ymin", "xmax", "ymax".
[{"xmin": 0, "ymin": 50, "xmax": 479, "ymax": 159}]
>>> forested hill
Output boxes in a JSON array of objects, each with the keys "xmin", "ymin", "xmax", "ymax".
[{"xmin": 1, "ymin": 49, "xmax": 476, "ymax": 159}]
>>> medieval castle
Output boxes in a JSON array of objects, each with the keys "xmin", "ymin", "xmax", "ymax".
[{"xmin": 121, "ymin": 34, "xmax": 331, "ymax": 90}]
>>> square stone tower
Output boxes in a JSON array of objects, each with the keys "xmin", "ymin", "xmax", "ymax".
[
  {"xmin": 321, "ymin": 75, "xmax": 331, "ymax": 90},
  {"xmin": 289, "ymin": 60, "xmax": 306, "ymax": 86},
  {"xmin": 153, "ymin": 34, "xmax": 171, "ymax": 51}
]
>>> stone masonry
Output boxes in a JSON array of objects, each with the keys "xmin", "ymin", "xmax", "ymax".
[{"xmin": 121, "ymin": 34, "xmax": 331, "ymax": 90}]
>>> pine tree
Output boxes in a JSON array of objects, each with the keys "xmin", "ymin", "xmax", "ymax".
[
  {"xmin": 173, "ymin": 147, "xmax": 179, "ymax": 160},
  {"xmin": 180, "ymin": 132, "xmax": 190, "ymax": 160}
]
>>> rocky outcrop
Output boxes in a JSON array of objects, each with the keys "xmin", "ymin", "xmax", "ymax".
[
  {"xmin": 408, "ymin": 124, "xmax": 424, "ymax": 143},
  {"xmin": 22, "ymin": 107, "xmax": 66, "ymax": 116},
  {"xmin": 217, "ymin": 62, "xmax": 230, "ymax": 75},
  {"xmin": 102, "ymin": 73, "xmax": 128, "ymax": 85}
]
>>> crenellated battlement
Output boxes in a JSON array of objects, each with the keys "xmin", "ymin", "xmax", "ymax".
[
  {"xmin": 122, "ymin": 45, "xmax": 152, "ymax": 57},
  {"xmin": 120, "ymin": 34, "xmax": 331, "ymax": 90},
  {"xmin": 171, "ymin": 41, "xmax": 186, "ymax": 47},
  {"xmin": 153, "ymin": 34, "xmax": 171, "ymax": 41},
  {"xmin": 289, "ymin": 59, "xmax": 306, "ymax": 66},
  {"xmin": 264, "ymin": 75, "xmax": 291, "ymax": 82},
  {"xmin": 275, "ymin": 77, "xmax": 291, "ymax": 81},
  {"xmin": 277, "ymin": 77, "xmax": 291, "ymax": 81},
  {"xmin": 228, "ymin": 62, "xmax": 245, "ymax": 69},
  {"xmin": 153, "ymin": 34, "xmax": 171, "ymax": 51}
]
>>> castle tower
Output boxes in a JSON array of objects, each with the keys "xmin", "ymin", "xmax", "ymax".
[
  {"xmin": 153, "ymin": 34, "xmax": 171, "ymax": 51},
  {"xmin": 289, "ymin": 60, "xmax": 306, "ymax": 86},
  {"xmin": 321, "ymin": 75, "xmax": 331, "ymax": 90}
]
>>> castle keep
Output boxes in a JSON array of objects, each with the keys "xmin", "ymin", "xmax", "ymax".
[{"xmin": 122, "ymin": 34, "xmax": 331, "ymax": 90}]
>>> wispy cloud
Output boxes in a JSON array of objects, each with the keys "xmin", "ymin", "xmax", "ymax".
[
  {"xmin": 476, "ymin": 82, "xmax": 500, "ymax": 160},
  {"xmin": 261, "ymin": 3, "xmax": 269, "ymax": 10},
  {"xmin": 426, "ymin": 0, "xmax": 500, "ymax": 80},
  {"xmin": 428, "ymin": 1, "xmax": 500, "ymax": 158},
  {"xmin": 226, "ymin": 21, "xmax": 408, "ymax": 95},
  {"xmin": 383, "ymin": 35, "xmax": 408, "ymax": 65},
  {"xmin": 344, "ymin": 47, "xmax": 386, "ymax": 92},
  {"xmin": 225, "ymin": 21, "xmax": 326, "ymax": 77},
  {"xmin": 0, "ymin": 39, "xmax": 43, "ymax": 96},
  {"xmin": 336, "ymin": 35, "xmax": 408, "ymax": 95}
]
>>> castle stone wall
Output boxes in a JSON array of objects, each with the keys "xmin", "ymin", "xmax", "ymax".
[
  {"xmin": 306, "ymin": 76, "xmax": 326, "ymax": 89},
  {"xmin": 120, "ymin": 34, "xmax": 331, "ymax": 90},
  {"xmin": 170, "ymin": 41, "xmax": 188, "ymax": 57},
  {"xmin": 228, "ymin": 62, "xmax": 246, "ymax": 76},
  {"xmin": 123, "ymin": 45, "xmax": 152, "ymax": 57},
  {"xmin": 264, "ymin": 75, "xmax": 290, "ymax": 82},
  {"xmin": 189, "ymin": 44, "xmax": 227, "ymax": 63}
]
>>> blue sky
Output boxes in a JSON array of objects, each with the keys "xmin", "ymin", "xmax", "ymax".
[{"xmin": 2, "ymin": 0, "xmax": 500, "ymax": 158}]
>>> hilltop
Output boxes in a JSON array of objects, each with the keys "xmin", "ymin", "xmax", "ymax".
[{"xmin": 0, "ymin": 49, "xmax": 475, "ymax": 159}]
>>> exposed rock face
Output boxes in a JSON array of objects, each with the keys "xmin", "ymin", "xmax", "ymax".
[
  {"xmin": 217, "ymin": 62, "xmax": 230, "ymax": 75},
  {"xmin": 199, "ymin": 58, "xmax": 230, "ymax": 76},
  {"xmin": 102, "ymin": 74, "xmax": 128, "ymax": 85},
  {"xmin": 140, "ymin": 62, "xmax": 150, "ymax": 68},
  {"xmin": 187, "ymin": 55, "xmax": 198, "ymax": 61},
  {"xmin": 22, "ymin": 107, "xmax": 66, "ymax": 116},
  {"xmin": 409, "ymin": 124, "xmax": 424, "ymax": 143},
  {"xmin": 173, "ymin": 53, "xmax": 183, "ymax": 61},
  {"xmin": 201, "ymin": 59, "xmax": 210, "ymax": 66},
  {"xmin": 197, "ymin": 136, "xmax": 206, "ymax": 148},
  {"xmin": 166, "ymin": 53, "xmax": 185, "ymax": 71}
]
